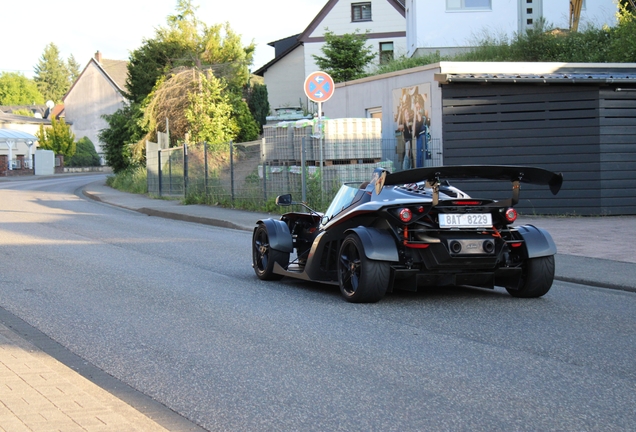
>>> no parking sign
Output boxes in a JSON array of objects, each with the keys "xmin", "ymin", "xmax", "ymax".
[{"xmin": 304, "ymin": 71, "xmax": 335, "ymax": 103}]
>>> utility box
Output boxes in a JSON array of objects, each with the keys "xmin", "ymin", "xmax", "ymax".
[{"xmin": 34, "ymin": 149, "xmax": 55, "ymax": 175}]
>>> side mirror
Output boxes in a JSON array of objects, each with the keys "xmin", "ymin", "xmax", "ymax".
[{"xmin": 275, "ymin": 194, "xmax": 292, "ymax": 206}]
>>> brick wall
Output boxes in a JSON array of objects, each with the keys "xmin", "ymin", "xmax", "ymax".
[{"xmin": 0, "ymin": 154, "xmax": 35, "ymax": 177}]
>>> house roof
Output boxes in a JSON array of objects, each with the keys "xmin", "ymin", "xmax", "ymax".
[
  {"xmin": 253, "ymin": 39, "xmax": 302, "ymax": 76},
  {"xmin": 0, "ymin": 105, "xmax": 47, "ymax": 117},
  {"xmin": 435, "ymin": 72, "xmax": 636, "ymax": 84},
  {"xmin": 0, "ymin": 111, "xmax": 51, "ymax": 125},
  {"xmin": 100, "ymin": 59, "xmax": 128, "ymax": 90},
  {"xmin": 0, "ymin": 128, "xmax": 39, "ymax": 143}
]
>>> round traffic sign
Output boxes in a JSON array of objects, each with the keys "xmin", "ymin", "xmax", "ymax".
[{"xmin": 304, "ymin": 71, "xmax": 335, "ymax": 103}]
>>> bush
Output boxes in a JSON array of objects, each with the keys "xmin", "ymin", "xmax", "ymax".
[
  {"xmin": 66, "ymin": 136, "xmax": 101, "ymax": 167},
  {"xmin": 106, "ymin": 166, "xmax": 147, "ymax": 194}
]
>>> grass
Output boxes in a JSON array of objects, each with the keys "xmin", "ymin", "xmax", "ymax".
[{"xmin": 106, "ymin": 166, "xmax": 148, "ymax": 194}]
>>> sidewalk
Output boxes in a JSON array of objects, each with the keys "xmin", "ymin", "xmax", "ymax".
[{"xmin": 0, "ymin": 320, "xmax": 170, "ymax": 431}]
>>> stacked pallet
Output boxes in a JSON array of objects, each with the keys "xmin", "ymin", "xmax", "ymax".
[{"xmin": 260, "ymin": 118, "xmax": 391, "ymax": 193}]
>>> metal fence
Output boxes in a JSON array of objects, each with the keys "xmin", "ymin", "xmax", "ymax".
[{"xmin": 146, "ymin": 137, "xmax": 442, "ymax": 211}]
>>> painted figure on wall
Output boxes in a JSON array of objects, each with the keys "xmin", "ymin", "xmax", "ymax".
[{"xmin": 393, "ymin": 84, "xmax": 431, "ymax": 170}]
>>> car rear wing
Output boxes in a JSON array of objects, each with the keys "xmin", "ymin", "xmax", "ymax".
[{"xmin": 381, "ymin": 165, "xmax": 563, "ymax": 206}]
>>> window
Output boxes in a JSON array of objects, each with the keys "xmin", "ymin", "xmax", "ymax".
[
  {"xmin": 366, "ymin": 107, "xmax": 382, "ymax": 121},
  {"xmin": 446, "ymin": 0, "xmax": 491, "ymax": 11},
  {"xmin": 379, "ymin": 42, "xmax": 394, "ymax": 65},
  {"xmin": 352, "ymin": 2, "xmax": 372, "ymax": 21}
]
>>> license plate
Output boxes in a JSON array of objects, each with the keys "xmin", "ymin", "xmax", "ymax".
[{"xmin": 439, "ymin": 213, "xmax": 492, "ymax": 228}]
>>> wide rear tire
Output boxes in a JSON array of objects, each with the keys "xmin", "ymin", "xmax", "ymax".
[
  {"xmin": 506, "ymin": 255, "xmax": 555, "ymax": 298},
  {"xmin": 253, "ymin": 223, "xmax": 289, "ymax": 281},
  {"xmin": 338, "ymin": 233, "xmax": 390, "ymax": 303}
]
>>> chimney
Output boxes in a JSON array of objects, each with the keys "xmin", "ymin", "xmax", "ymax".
[{"xmin": 95, "ymin": 50, "xmax": 102, "ymax": 63}]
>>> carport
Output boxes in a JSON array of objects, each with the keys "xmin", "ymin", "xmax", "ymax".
[{"xmin": 0, "ymin": 129, "xmax": 38, "ymax": 171}]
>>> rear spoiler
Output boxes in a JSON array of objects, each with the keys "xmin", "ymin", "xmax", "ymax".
[{"xmin": 382, "ymin": 165, "xmax": 563, "ymax": 206}]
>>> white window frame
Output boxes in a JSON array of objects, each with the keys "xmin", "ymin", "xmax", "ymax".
[
  {"xmin": 446, "ymin": 0, "xmax": 492, "ymax": 11},
  {"xmin": 379, "ymin": 41, "xmax": 394, "ymax": 65}
]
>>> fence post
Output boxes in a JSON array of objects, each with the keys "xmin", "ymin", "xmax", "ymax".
[
  {"xmin": 158, "ymin": 150, "xmax": 162, "ymax": 197},
  {"xmin": 169, "ymin": 152, "xmax": 172, "ymax": 195},
  {"xmin": 230, "ymin": 141, "xmax": 235, "ymax": 203},
  {"xmin": 204, "ymin": 141, "xmax": 208, "ymax": 197},
  {"xmin": 263, "ymin": 160, "xmax": 267, "ymax": 204},
  {"xmin": 301, "ymin": 136, "xmax": 307, "ymax": 203},
  {"xmin": 184, "ymin": 143, "xmax": 188, "ymax": 197}
]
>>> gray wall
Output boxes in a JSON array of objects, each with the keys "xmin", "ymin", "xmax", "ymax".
[{"xmin": 441, "ymin": 84, "xmax": 636, "ymax": 215}]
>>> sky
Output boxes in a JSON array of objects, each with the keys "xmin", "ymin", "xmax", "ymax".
[{"xmin": 0, "ymin": 0, "xmax": 327, "ymax": 79}]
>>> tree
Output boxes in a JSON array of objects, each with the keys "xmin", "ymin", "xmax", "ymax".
[
  {"xmin": 103, "ymin": 0, "xmax": 260, "ymax": 171},
  {"xmin": 313, "ymin": 30, "xmax": 376, "ymax": 83},
  {"xmin": 125, "ymin": 37, "xmax": 192, "ymax": 105},
  {"xmin": 36, "ymin": 117, "xmax": 76, "ymax": 157},
  {"xmin": 34, "ymin": 43, "xmax": 71, "ymax": 103},
  {"xmin": 184, "ymin": 70, "xmax": 238, "ymax": 147},
  {"xmin": 245, "ymin": 82, "xmax": 270, "ymax": 133},
  {"xmin": 0, "ymin": 72, "xmax": 44, "ymax": 105},
  {"xmin": 200, "ymin": 22, "xmax": 256, "ymax": 90},
  {"xmin": 607, "ymin": 3, "xmax": 636, "ymax": 62},
  {"xmin": 67, "ymin": 54, "xmax": 81, "ymax": 84},
  {"xmin": 99, "ymin": 104, "xmax": 142, "ymax": 173},
  {"xmin": 66, "ymin": 137, "xmax": 101, "ymax": 167}
]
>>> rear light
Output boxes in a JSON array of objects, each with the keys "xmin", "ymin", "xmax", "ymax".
[
  {"xmin": 398, "ymin": 208, "xmax": 413, "ymax": 222},
  {"xmin": 509, "ymin": 242, "xmax": 523, "ymax": 248},
  {"xmin": 505, "ymin": 208, "xmax": 518, "ymax": 223},
  {"xmin": 452, "ymin": 200, "xmax": 481, "ymax": 205}
]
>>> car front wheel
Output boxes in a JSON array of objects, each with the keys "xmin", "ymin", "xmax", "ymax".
[
  {"xmin": 253, "ymin": 223, "xmax": 289, "ymax": 281},
  {"xmin": 506, "ymin": 255, "xmax": 555, "ymax": 298},
  {"xmin": 338, "ymin": 233, "xmax": 390, "ymax": 303}
]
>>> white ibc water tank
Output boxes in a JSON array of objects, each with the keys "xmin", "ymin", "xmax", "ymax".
[{"xmin": 34, "ymin": 149, "xmax": 55, "ymax": 175}]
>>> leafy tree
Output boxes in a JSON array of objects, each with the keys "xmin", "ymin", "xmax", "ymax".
[
  {"xmin": 313, "ymin": 30, "xmax": 376, "ymax": 82},
  {"xmin": 245, "ymin": 82, "xmax": 270, "ymax": 133},
  {"xmin": 184, "ymin": 70, "xmax": 238, "ymax": 147},
  {"xmin": 125, "ymin": 37, "xmax": 192, "ymax": 104},
  {"xmin": 607, "ymin": 3, "xmax": 636, "ymax": 62},
  {"xmin": 99, "ymin": 104, "xmax": 143, "ymax": 173},
  {"xmin": 67, "ymin": 54, "xmax": 82, "ymax": 84},
  {"xmin": 34, "ymin": 43, "xmax": 71, "ymax": 103},
  {"xmin": 103, "ymin": 0, "xmax": 260, "ymax": 172},
  {"xmin": 0, "ymin": 72, "xmax": 44, "ymax": 105},
  {"xmin": 200, "ymin": 22, "xmax": 255, "ymax": 89},
  {"xmin": 36, "ymin": 117, "xmax": 76, "ymax": 157},
  {"xmin": 230, "ymin": 93, "xmax": 260, "ymax": 143},
  {"xmin": 66, "ymin": 137, "xmax": 101, "ymax": 167}
]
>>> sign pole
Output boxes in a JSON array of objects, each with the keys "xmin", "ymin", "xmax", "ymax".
[
  {"xmin": 303, "ymin": 71, "xmax": 334, "ymax": 207},
  {"xmin": 318, "ymin": 101, "xmax": 324, "ymax": 204}
]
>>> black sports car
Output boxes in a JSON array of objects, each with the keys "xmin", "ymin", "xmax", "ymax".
[{"xmin": 252, "ymin": 165, "xmax": 563, "ymax": 303}]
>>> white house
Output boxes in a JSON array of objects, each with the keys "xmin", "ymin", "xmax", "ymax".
[
  {"xmin": 63, "ymin": 51, "xmax": 128, "ymax": 156},
  {"xmin": 406, "ymin": 0, "xmax": 618, "ymax": 58},
  {"xmin": 255, "ymin": 0, "xmax": 407, "ymax": 112}
]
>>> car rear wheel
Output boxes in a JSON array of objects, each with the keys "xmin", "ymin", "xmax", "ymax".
[
  {"xmin": 253, "ymin": 223, "xmax": 289, "ymax": 281},
  {"xmin": 506, "ymin": 255, "xmax": 555, "ymax": 298},
  {"xmin": 338, "ymin": 233, "xmax": 390, "ymax": 303}
]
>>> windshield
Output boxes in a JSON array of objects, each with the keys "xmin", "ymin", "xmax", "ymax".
[{"xmin": 323, "ymin": 182, "xmax": 364, "ymax": 222}]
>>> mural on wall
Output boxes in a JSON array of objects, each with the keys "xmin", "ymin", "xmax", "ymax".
[{"xmin": 393, "ymin": 84, "xmax": 431, "ymax": 170}]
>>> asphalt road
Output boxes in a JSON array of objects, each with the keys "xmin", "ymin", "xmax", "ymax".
[{"xmin": 1, "ymin": 175, "xmax": 635, "ymax": 431}]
